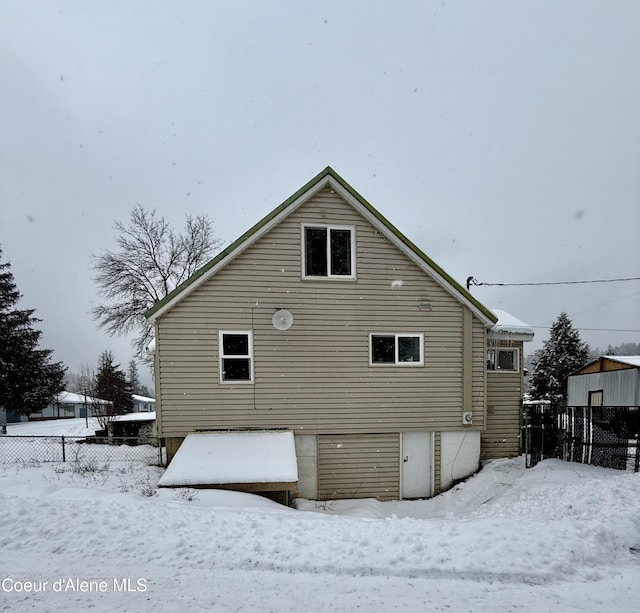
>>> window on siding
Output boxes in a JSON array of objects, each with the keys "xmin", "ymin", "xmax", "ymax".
[
  {"xmin": 220, "ymin": 331, "xmax": 253, "ymax": 383},
  {"xmin": 303, "ymin": 224, "xmax": 355, "ymax": 278},
  {"xmin": 370, "ymin": 334, "xmax": 424, "ymax": 366},
  {"xmin": 486, "ymin": 347, "xmax": 519, "ymax": 372}
]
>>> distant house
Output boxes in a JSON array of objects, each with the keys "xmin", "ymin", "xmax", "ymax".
[
  {"xmin": 1, "ymin": 406, "xmax": 25, "ymax": 424},
  {"xmin": 145, "ymin": 167, "xmax": 533, "ymax": 500},
  {"xmin": 568, "ymin": 356, "xmax": 640, "ymax": 408},
  {"xmin": 29, "ymin": 391, "xmax": 110, "ymax": 421},
  {"xmin": 132, "ymin": 394, "xmax": 155, "ymax": 413}
]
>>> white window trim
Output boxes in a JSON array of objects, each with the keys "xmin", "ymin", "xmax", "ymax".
[
  {"xmin": 219, "ymin": 330, "xmax": 254, "ymax": 384},
  {"xmin": 369, "ymin": 333, "xmax": 424, "ymax": 366},
  {"xmin": 301, "ymin": 223, "xmax": 356, "ymax": 280},
  {"xmin": 487, "ymin": 347, "xmax": 519, "ymax": 372}
]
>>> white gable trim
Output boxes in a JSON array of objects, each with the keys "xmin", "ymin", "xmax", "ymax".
[
  {"xmin": 327, "ymin": 178, "xmax": 496, "ymax": 327},
  {"xmin": 147, "ymin": 177, "xmax": 333, "ymax": 322},
  {"xmin": 148, "ymin": 174, "xmax": 494, "ymax": 327}
]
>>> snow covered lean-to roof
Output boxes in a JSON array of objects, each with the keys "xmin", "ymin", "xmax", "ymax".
[
  {"xmin": 157, "ymin": 431, "xmax": 299, "ymax": 488},
  {"xmin": 489, "ymin": 309, "xmax": 535, "ymax": 341}
]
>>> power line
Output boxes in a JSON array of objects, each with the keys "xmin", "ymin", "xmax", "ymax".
[
  {"xmin": 466, "ymin": 276, "xmax": 640, "ymax": 290},
  {"xmin": 530, "ymin": 326, "xmax": 640, "ymax": 333}
]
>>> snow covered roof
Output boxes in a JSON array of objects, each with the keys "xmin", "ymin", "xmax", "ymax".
[
  {"xmin": 132, "ymin": 394, "xmax": 155, "ymax": 403},
  {"xmin": 112, "ymin": 411, "xmax": 156, "ymax": 422},
  {"xmin": 571, "ymin": 355, "xmax": 640, "ymax": 376},
  {"xmin": 54, "ymin": 391, "xmax": 110, "ymax": 405},
  {"xmin": 158, "ymin": 430, "xmax": 299, "ymax": 488},
  {"xmin": 489, "ymin": 309, "xmax": 535, "ymax": 342},
  {"xmin": 606, "ymin": 355, "xmax": 640, "ymax": 368}
]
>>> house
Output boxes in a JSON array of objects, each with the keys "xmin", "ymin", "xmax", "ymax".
[
  {"xmin": 145, "ymin": 167, "xmax": 532, "ymax": 500},
  {"xmin": 567, "ymin": 356, "xmax": 640, "ymax": 408},
  {"xmin": 1, "ymin": 406, "xmax": 26, "ymax": 424},
  {"xmin": 131, "ymin": 394, "xmax": 155, "ymax": 413},
  {"xmin": 28, "ymin": 391, "xmax": 110, "ymax": 420}
]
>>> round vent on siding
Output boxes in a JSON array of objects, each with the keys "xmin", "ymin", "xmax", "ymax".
[{"xmin": 272, "ymin": 309, "xmax": 294, "ymax": 331}]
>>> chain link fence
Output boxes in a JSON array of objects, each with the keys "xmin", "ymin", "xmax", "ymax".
[
  {"xmin": 523, "ymin": 404, "xmax": 640, "ymax": 472},
  {"xmin": 0, "ymin": 435, "xmax": 165, "ymax": 466}
]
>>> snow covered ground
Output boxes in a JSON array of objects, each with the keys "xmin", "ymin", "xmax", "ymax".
[{"xmin": 1, "ymin": 419, "xmax": 639, "ymax": 612}]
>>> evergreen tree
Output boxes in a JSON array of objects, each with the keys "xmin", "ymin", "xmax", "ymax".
[
  {"xmin": 0, "ymin": 250, "xmax": 66, "ymax": 415},
  {"xmin": 95, "ymin": 350, "xmax": 133, "ymax": 415},
  {"xmin": 530, "ymin": 312, "xmax": 589, "ymax": 402},
  {"xmin": 127, "ymin": 359, "xmax": 141, "ymax": 395},
  {"xmin": 126, "ymin": 358, "xmax": 153, "ymax": 397}
]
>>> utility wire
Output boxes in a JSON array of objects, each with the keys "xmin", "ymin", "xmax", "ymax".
[
  {"xmin": 466, "ymin": 276, "xmax": 640, "ymax": 290},
  {"xmin": 530, "ymin": 326, "xmax": 640, "ymax": 333}
]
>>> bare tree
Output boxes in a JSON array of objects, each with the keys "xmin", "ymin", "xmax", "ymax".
[
  {"xmin": 92, "ymin": 205, "xmax": 222, "ymax": 364},
  {"xmin": 78, "ymin": 361, "xmax": 118, "ymax": 434},
  {"xmin": 86, "ymin": 394, "xmax": 113, "ymax": 434}
]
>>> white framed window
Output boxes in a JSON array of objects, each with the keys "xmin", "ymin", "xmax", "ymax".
[
  {"xmin": 302, "ymin": 224, "xmax": 356, "ymax": 279},
  {"xmin": 370, "ymin": 333, "xmax": 424, "ymax": 366},
  {"xmin": 219, "ymin": 331, "xmax": 253, "ymax": 383},
  {"xmin": 486, "ymin": 347, "xmax": 519, "ymax": 372}
]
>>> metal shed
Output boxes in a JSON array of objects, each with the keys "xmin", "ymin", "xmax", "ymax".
[{"xmin": 567, "ymin": 356, "xmax": 640, "ymax": 407}]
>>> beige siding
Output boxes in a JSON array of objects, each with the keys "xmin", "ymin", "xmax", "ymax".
[
  {"xmin": 156, "ymin": 186, "xmax": 487, "ymax": 439},
  {"xmin": 472, "ymin": 317, "xmax": 487, "ymax": 420},
  {"xmin": 482, "ymin": 342, "xmax": 524, "ymax": 460},
  {"xmin": 317, "ymin": 433, "xmax": 400, "ymax": 500}
]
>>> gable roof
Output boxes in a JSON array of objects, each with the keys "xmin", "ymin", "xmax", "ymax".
[
  {"xmin": 573, "ymin": 355, "xmax": 640, "ymax": 375},
  {"xmin": 145, "ymin": 166, "xmax": 497, "ymax": 325},
  {"xmin": 52, "ymin": 391, "xmax": 110, "ymax": 405}
]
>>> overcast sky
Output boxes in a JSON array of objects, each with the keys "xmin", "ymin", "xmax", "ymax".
[{"xmin": 1, "ymin": 0, "xmax": 639, "ymax": 385}]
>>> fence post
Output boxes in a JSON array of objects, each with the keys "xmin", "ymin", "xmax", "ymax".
[{"xmin": 61, "ymin": 436, "xmax": 65, "ymax": 462}]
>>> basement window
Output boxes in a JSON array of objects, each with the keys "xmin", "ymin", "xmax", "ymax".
[
  {"xmin": 487, "ymin": 347, "xmax": 519, "ymax": 372},
  {"xmin": 370, "ymin": 334, "xmax": 424, "ymax": 366},
  {"xmin": 220, "ymin": 331, "xmax": 253, "ymax": 383},
  {"xmin": 302, "ymin": 224, "xmax": 355, "ymax": 279}
]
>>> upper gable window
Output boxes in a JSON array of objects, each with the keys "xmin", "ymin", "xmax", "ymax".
[{"xmin": 302, "ymin": 224, "xmax": 355, "ymax": 279}]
